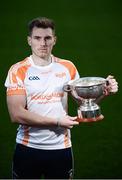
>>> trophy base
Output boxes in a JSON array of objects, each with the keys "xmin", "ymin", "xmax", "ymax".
[
  {"xmin": 77, "ymin": 114, "xmax": 104, "ymax": 122},
  {"xmin": 77, "ymin": 108, "xmax": 104, "ymax": 122}
]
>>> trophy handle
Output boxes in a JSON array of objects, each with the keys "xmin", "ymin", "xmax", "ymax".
[
  {"xmin": 71, "ymin": 87, "xmax": 84, "ymax": 102},
  {"xmin": 95, "ymin": 80, "xmax": 110, "ymax": 104},
  {"xmin": 105, "ymin": 79, "xmax": 114, "ymax": 95},
  {"xmin": 63, "ymin": 84, "xmax": 72, "ymax": 92},
  {"xmin": 106, "ymin": 80, "xmax": 109, "ymax": 86},
  {"xmin": 63, "ymin": 85, "xmax": 83, "ymax": 104}
]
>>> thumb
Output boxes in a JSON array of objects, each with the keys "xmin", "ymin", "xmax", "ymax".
[{"xmin": 106, "ymin": 75, "xmax": 114, "ymax": 79}]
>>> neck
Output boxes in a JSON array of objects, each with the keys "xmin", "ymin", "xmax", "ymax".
[{"xmin": 32, "ymin": 54, "xmax": 52, "ymax": 66}]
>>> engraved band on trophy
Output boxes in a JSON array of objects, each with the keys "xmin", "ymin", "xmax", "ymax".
[{"xmin": 63, "ymin": 77, "xmax": 108, "ymax": 122}]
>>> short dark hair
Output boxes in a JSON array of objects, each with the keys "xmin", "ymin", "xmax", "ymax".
[{"xmin": 28, "ymin": 17, "xmax": 55, "ymax": 36}]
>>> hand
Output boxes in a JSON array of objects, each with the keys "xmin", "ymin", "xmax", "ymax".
[
  {"xmin": 104, "ymin": 75, "xmax": 118, "ymax": 95},
  {"xmin": 76, "ymin": 114, "xmax": 104, "ymax": 122},
  {"xmin": 58, "ymin": 115, "xmax": 79, "ymax": 129}
]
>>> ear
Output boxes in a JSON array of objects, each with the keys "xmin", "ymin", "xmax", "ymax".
[
  {"xmin": 53, "ymin": 36, "xmax": 57, "ymax": 46},
  {"xmin": 27, "ymin": 36, "xmax": 31, "ymax": 46}
]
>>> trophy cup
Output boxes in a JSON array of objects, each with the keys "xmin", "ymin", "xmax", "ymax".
[{"xmin": 63, "ymin": 77, "xmax": 108, "ymax": 122}]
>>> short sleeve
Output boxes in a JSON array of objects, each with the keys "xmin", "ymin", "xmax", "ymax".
[{"xmin": 5, "ymin": 65, "xmax": 26, "ymax": 96}]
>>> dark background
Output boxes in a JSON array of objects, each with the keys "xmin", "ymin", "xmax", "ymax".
[{"xmin": 0, "ymin": 0, "xmax": 122, "ymax": 178}]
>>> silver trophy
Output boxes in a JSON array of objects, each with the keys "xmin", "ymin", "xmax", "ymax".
[{"xmin": 63, "ymin": 77, "xmax": 108, "ymax": 122}]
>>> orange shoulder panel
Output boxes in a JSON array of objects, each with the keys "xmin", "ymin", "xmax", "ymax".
[
  {"xmin": 57, "ymin": 59, "xmax": 77, "ymax": 80},
  {"xmin": 9, "ymin": 58, "xmax": 31, "ymax": 84}
]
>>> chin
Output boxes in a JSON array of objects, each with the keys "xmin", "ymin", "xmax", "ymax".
[{"xmin": 39, "ymin": 53, "xmax": 48, "ymax": 59}]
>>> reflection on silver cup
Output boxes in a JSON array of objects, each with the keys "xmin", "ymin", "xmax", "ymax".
[{"xmin": 63, "ymin": 77, "xmax": 107, "ymax": 122}]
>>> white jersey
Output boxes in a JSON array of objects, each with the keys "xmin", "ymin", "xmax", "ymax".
[{"xmin": 5, "ymin": 55, "xmax": 79, "ymax": 150}]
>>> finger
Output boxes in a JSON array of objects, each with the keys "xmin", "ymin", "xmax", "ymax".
[
  {"xmin": 69, "ymin": 121, "xmax": 79, "ymax": 128},
  {"xmin": 69, "ymin": 126, "xmax": 73, "ymax": 129},
  {"xmin": 108, "ymin": 84, "xmax": 118, "ymax": 92},
  {"xmin": 69, "ymin": 116, "xmax": 78, "ymax": 120},
  {"xmin": 97, "ymin": 114, "xmax": 104, "ymax": 120},
  {"xmin": 109, "ymin": 88, "xmax": 118, "ymax": 93},
  {"xmin": 106, "ymin": 75, "xmax": 114, "ymax": 79},
  {"xmin": 92, "ymin": 114, "xmax": 104, "ymax": 121},
  {"xmin": 108, "ymin": 79, "xmax": 116, "ymax": 84},
  {"xmin": 72, "ymin": 121, "xmax": 79, "ymax": 125}
]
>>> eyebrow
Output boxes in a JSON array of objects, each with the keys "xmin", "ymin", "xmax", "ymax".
[{"xmin": 33, "ymin": 35, "xmax": 53, "ymax": 38}]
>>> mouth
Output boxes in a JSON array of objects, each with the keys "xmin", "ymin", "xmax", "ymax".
[{"xmin": 39, "ymin": 49, "xmax": 47, "ymax": 51}]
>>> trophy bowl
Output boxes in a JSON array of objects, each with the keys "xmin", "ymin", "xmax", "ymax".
[{"xmin": 64, "ymin": 77, "xmax": 107, "ymax": 122}]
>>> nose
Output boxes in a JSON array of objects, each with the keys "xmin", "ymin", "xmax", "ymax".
[{"xmin": 40, "ymin": 38, "xmax": 46, "ymax": 46}]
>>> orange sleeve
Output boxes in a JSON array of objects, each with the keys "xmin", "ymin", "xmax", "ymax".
[
  {"xmin": 57, "ymin": 60, "xmax": 78, "ymax": 80},
  {"xmin": 5, "ymin": 60, "xmax": 30, "ymax": 96}
]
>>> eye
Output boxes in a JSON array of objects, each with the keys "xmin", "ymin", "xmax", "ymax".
[
  {"xmin": 34, "ymin": 36, "xmax": 41, "ymax": 40},
  {"xmin": 45, "ymin": 36, "xmax": 52, "ymax": 41}
]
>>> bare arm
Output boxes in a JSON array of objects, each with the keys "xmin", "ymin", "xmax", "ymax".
[{"xmin": 6, "ymin": 95, "xmax": 79, "ymax": 128}]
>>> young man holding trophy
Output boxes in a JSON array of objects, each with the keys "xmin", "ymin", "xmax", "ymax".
[
  {"xmin": 5, "ymin": 17, "xmax": 118, "ymax": 179},
  {"xmin": 63, "ymin": 75, "xmax": 118, "ymax": 122}
]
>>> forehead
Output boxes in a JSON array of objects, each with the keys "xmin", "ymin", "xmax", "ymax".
[{"xmin": 31, "ymin": 27, "xmax": 54, "ymax": 37}]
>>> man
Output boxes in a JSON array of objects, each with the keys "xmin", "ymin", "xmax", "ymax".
[{"xmin": 5, "ymin": 17, "xmax": 118, "ymax": 179}]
